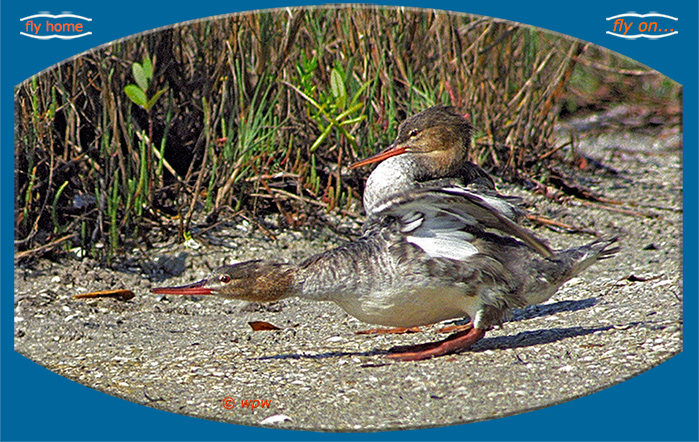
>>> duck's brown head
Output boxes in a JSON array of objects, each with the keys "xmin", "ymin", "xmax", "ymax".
[
  {"xmin": 151, "ymin": 260, "xmax": 295, "ymax": 302},
  {"xmin": 350, "ymin": 106, "xmax": 472, "ymax": 178}
]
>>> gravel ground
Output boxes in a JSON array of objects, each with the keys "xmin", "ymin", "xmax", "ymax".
[{"xmin": 14, "ymin": 124, "xmax": 682, "ymax": 431}]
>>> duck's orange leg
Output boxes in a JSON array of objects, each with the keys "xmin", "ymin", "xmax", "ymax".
[
  {"xmin": 356, "ymin": 326, "xmax": 422, "ymax": 335},
  {"xmin": 386, "ymin": 327, "xmax": 486, "ymax": 361}
]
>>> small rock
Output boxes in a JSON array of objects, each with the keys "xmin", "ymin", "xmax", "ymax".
[
  {"xmin": 261, "ymin": 414, "xmax": 291, "ymax": 425},
  {"xmin": 559, "ymin": 365, "xmax": 574, "ymax": 372}
]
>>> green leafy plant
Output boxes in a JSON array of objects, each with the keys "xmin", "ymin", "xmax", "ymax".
[
  {"xmin": 286, "ymin": 59, "xmax": 371, "ymax": 211},
  {"xmin": 124, "ymin": 57, "xmax": 167, "ymax": 111},
  {"xmin": 291, "ymin": 62, "xmax": 368, "ymax": 152},
  {"xmin": 119, "ymin": 56, "xmax": 172, "ymax": 255}
]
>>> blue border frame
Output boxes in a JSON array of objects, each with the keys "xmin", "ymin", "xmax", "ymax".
[{"xmin": 2, "ymin": 1, "xmax": 696, "ymax": 441}]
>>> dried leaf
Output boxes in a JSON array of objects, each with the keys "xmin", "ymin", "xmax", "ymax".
[
  {"xmin": 74, "ymin": 289, "xmax": 135, "ymax": 301},
  {"xmin": 248, "ymin": 321, "xmax": 282, "ymax": 331}
]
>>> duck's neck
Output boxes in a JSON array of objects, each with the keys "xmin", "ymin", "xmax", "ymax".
[
  {"xmin": 291, "ymin": 234, "xmax": 393, "ymax": 303},
  {"xmin": 229, "ymin": 235, "xmax": 392, "ymax": 304},
  {"xmin": 363, "ymin": 155, "xmax": 425, "ymax": 214}
]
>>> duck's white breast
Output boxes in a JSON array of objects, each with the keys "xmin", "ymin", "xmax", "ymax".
[{"xmin": 333, "ymin": 284, "xmax": 481, "ymax": 327}]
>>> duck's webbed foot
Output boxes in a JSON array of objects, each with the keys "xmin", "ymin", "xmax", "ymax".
[{"xmin": 386, "ymin": 327, "xmax": 486, "ymax": 361}]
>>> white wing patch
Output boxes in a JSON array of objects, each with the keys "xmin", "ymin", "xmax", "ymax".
[
  {"xmin": 370, "ymin": 184, "xmax": 553, "ymax": 260},
  {"xmin": 406, "ymin": 232, "xmax": 478, "ymax": 260},
  {"xmin": 401, "ymin": 206, "xmax": 478, "ymax": 260}
]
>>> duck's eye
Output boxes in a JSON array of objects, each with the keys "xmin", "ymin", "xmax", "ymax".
[
  {"xmin": 408, "ymin": 129, "xmax": 419, "ymax": 137},
  {"xmin": 219, "ymin": 275, "xmax": 231, "ymax": 284}
]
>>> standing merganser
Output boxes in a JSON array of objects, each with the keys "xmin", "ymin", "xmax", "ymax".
[{"xmin": 152, "ymin": 107, "xmax": 620, "ymax": 361}]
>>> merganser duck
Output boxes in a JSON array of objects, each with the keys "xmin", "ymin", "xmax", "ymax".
[
  {"xmin": 152, "ymin": 107, "xmax": 619, "ymax": 361},
  {"xmin": 351, "ymin": 106, "xmax": 501, "ymax": 216}
]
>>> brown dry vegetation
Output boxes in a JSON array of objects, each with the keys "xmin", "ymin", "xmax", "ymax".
[{"xmin": 14, "ymin": 5, "xmax": 680, "ymax": 260}]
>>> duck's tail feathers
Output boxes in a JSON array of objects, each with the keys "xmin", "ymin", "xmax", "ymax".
[
  {"xmin": 555, "ymin": 236, "xmax": 620, "ymax": 281},
  {"xmin": 523, "ymin": 236, "xmax": 619, "ymax": 306},
  {"xmin": 590, "ymin": 236, "xmax": 622, "ymax": 260}
]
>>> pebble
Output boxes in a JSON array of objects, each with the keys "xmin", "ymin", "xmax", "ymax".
[
  {"xmin": 559, "ymin": 365, "xmax": 574, "ymax": 372},
  {"xmin": 260, "ymin": 414, "xmax": 291, "ymax": 425}
]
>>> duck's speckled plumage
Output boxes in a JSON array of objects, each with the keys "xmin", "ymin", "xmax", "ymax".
[{"xmin": 152, "ymin": 105, "xmax": 620, "ymax": 360}]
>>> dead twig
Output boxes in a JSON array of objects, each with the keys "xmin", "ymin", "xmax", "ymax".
[
  {"xmin": 237, "ymin": 209, "xmax": 277, "ymax": 241},
  {"xmin": 536, "ymin": 140, "xmax": 572, "ymax": 162},
  {"xmin": 254, "ymin": 188, "xmax": 363, "ymax": 218},
  {"xmin": 575, "ymin": 200, "xmax": 662, "ymax": 220},
  {"xmin": 250, "ymin": 163, "xmax": 296, "ymax": 227},
  {"xmin": 525, "ymin": 214, "xmax": 598, "ymax": 235},
  {"xmin": 15, "ymin": 233, "xmax": 77, "ymax": 260}
]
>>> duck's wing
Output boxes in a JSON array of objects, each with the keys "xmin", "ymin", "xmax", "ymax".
[
  {"xmin": 368, "ymin": 185, "xmax": 554, "ymax": 260},
  {"xmin": 415, "ymin": 162, "xmax": 526, "ymax": 221}
]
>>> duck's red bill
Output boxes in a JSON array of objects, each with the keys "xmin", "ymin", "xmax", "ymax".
[
  {"xmin": 349, "ymin": 144, "xmax": 408, "ymax": 169},
  {"xmin": 151, "ymin": 279, "xmax": 213, "ymax": 295}
]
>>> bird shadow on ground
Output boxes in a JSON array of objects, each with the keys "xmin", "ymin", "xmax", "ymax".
[
  {"xmin": 510, "ymin": 297, "xmax": 600, "ymax": 322},
  {"xmin": 469, "ymin": 324, "xmax": 614, "ymax": 352},
  {"xmin": 256, "ymin": 325, "xmax": 619, "ymax": 362},
  {"xmin": 432, "ymin": 298, "xmax": 601, "ymax": 332}
]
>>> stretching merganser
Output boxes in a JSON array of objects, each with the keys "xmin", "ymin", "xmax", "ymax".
[{"xmin": 152, "ymin": 107, "xmax": 619, "ymax": 361}]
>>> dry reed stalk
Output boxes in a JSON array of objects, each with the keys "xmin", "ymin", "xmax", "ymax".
[{"xmin": 15, "ymin": 6, "xmax": 671, "ymax": 260}]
